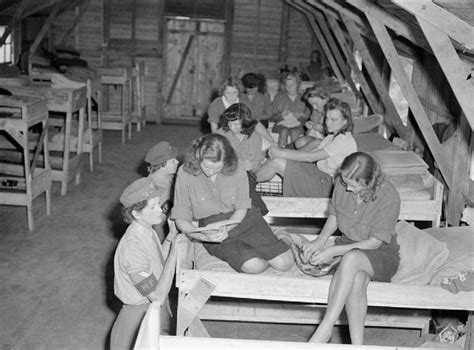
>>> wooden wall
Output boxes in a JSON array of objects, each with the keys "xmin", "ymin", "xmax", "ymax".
[
  {"xmin": 230, "ymin": 0, "xmax": 317, "ymax": 79},
  {"xmin": 49, "ymin": 0, "xmax": 317, "ymax": 122}
]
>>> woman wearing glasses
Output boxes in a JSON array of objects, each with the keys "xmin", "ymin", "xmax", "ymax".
[
  {"xmin": 302, "ymin": 152, "xmax": 401, "ymax": 345},
  {"xmin": 171, "ymin": 133, "xmax": 293, "ymax": 274},
  {"xmin": 110, "ymin": 177, "xmax": 178, "ymax": 349}
]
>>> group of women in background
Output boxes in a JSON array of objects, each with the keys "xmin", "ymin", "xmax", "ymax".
[{"xmin": 110, "ymin": 71, "xmax": 401, "ymax": 348}]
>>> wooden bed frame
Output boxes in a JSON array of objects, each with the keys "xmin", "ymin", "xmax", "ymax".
[
  {"xmin": 258, "ymin": 173, "xmax": 444, "ymax": 227},
  {"xmin": 175, "ymin": 233, "xmax": 474, "ymax": 349}
]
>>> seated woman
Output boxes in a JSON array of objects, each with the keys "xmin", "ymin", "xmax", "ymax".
[
  {"xmin": 240, "ymin": 72, "xmax": 276, "ymax": 146},
  {"xmin": 217, "ymin": 103, "xmax": 270, "ymax": 215},
  {"xmin": 208, "ymin": 77, "xmax": 242, "ymax": 133},
  {"xmin": 257, "ymin": 98, "xmax": 357, "ymax": 198},
  {"xmin": 110, "ymin": 178, "xmax": 177, "ymax": 349},
  {"xmin": 295, "ymin": 86, "xmax": 329, "ymax": 150},
  {"xmin": 301, "ymin": 152, "xmax": 401, "ymax": 344},
  {"xmin": 271, "ymin": 72, "xmax": 309, "ymax": 148},
  {"xmin": 171, "ymin": 133, "xmax": 293, "ymax": 274}
]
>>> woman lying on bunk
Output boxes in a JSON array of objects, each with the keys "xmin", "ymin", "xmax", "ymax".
[
  {"xmin": 217, "ymin": 103, "xmax": 271, "ymax": 215},
  {"xmin": 302, "ymin": 152, "xmax": 401, "ymax": 344},
  {"xmin": 256, "ymin": 97, "xmax": 357, "ymax": 198},
  {"xmin": 171, "ymin": 133, "xmax": 293, "ymax": 274}
]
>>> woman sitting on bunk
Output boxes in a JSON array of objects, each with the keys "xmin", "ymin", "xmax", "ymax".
[
  {"xmin": 217, "ymin": 103, "xmax": 271, "ymax": 215},
  {"xmin": 207, "ymin": 77, "xmax": 243, "ymax": 133},
  {"xmin": 256, "ymin": 97, "xmax": 357, "ymax": 198},
  {"xmin": 171, "ymin": 133, "xmax": 293, "ymax": 274},
  {"xmin": 302, "ymin": 152, "xmax": 401, "ymax": 344}
]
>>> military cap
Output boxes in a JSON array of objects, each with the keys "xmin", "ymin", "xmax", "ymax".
[
  {"xmin": 120, "ymin": 177, "xmax": 166, "ymax": 208},
  {"xmin": 144, "ymin": 142, "xmax": 178, "ymax": 166}
]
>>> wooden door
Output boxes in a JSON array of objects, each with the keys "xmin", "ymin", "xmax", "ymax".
[{"xmin": 164, "ymin": 18, "xmax": 224, "ymax": 123}]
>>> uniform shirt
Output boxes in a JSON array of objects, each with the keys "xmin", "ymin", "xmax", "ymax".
[
  {"xmin": 271, "ymin": 92, "xmax": 309, "ymax": 123},
  {"xmin": 240, "ymin": 92, "xmax": 272, "ymax": 121},
  {"xmin": 171, "ymin": 164, "xmax": 251, "ymax": 221},
  {"xmin": 217, "ymin": 129, "xmax": 265, "ymax": 172},
  {"xmin": 329, "ymin": 179, "xmax": 400, "ymax": 244},
  {"xmin": 207, "ymin": 96, "xmax": 238, "ymax": 126},
  {"xmin": 317, "ymin": 132, "xmax": 357, "ymax": 176},
  {"xmin": 114, "ymin": 221, "xmax": 165, "ymax": 305}
]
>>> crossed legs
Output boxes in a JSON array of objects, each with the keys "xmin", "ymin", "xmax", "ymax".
[
  {"xmin": 309, "ymin": 250, "xmax": 374, "ymax": 344},
  {"xmin": 255, "ymin": 157, "xmax": 287, "ymax": 183}
]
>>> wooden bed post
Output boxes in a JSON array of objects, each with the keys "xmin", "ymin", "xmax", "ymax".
[{"xmin": 365, "ymin": 15, "xmax": 453, "ymax": 188}]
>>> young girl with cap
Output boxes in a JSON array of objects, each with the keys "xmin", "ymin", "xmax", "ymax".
[
  {"xmin": 110, "ymin": 177, "xmax": 177, "ymax": 350},
  {"xmin": 171, "ymin": 133, "xmax": 293, "ymax": 274},
  {"xmin": 217, "ymin": 103, "xmax": 270, "ymax": 215},
  {"xmin": 302, "ymin": 152, "xmax": 400, "ymax": 344},
  {"xmin": 257, "ymin": 98, "xmax": 357, "ymax": 198}
]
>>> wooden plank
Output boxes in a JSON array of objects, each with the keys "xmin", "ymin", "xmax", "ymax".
[
  {"xmin": 278, "ymin": 1, "xmax": 290, "ymax": 64},
  {"xmin": 365, "ymin": 15, "xmax": 453, "ymax": 187},
  {"xmin": 0, "ymin": 0, "xmax": 29, "ymax": 47},
  {"xmin": 222, "ymin": 0, "xmax": 234, "ymax": 77},
  {"xmin": 57, "ymin": 0, "xmax": 91, "ymax": 46},
  {"xmin": 326, "ymin": 16, "xmax": 383, "ymax": 122},
  {"xmin": 391, "ymin": 0, "xmax": 474, "ymax": 52},
  {"xmin": 28, "ymin": 3, "xmax": 62, "ymax": 57},
  {"xmin": 289, "ymin": 1, "xmax": 344, "ymax": 82},
  {"xmin": 342, "ymin": 16, "xmax": 409, "ymax": 140},
  {"xmin": 298, "ymin": 2, "xmax": 359, "ymax": 95},
  {"xmin": 417, "ymin": 18, "xmax": 474, "ymax": 131},
  {"xmin": 179, "ymin": 269, "xmax": 474, "ymax": 310}
]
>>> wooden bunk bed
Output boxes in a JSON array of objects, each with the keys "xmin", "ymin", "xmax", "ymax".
[{"xmin": 174, "ymin": 227, "xmax": 474, "ymax": 349}]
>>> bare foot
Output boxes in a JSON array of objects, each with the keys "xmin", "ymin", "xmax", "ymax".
[{"xmin": 308, "ymin": 323, "xmax": 333, "ymax": 343}]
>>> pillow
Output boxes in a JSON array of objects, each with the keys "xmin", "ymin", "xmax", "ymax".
[{"xmin": 392, "ymin": 221, "xmax": 449, "ymax": 285}]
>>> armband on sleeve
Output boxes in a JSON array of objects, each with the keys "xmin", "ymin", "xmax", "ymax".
[{"xmin": 134, "ymin": 273, "xmax": 158, "ymax": 296}]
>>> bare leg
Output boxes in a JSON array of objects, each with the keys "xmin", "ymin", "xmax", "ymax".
[
  {"xmin": 346, "ymin": 271, "xmax": 371, "ymax": 344},
  {"xmin": 268, "ymin": 250, "xmax": 294, "ymax": 271},
  {"xmin": 299, "ymin": 137, "xmax": 322, "ymax": 152},
  {"xmin": 240, "ymin": 257, "xmax": 269, "ymax": 274},
  {"xmin": 278, "ymin": 128, "xmax": 289, "ymax": 148},
  {"xmin": 289, "ymin": 127, "xmax": 303, "ymax": 143},
  {"xmin": 309, "ymin": 250, "xmax": 374, "ymax": 343},
  {"xmin": 295, "ymin": 136, "xmax": 314, "ymax": 149},
  {"xmin": 255, "ymin": 158, "xmax": 287, "ymax": 182}
]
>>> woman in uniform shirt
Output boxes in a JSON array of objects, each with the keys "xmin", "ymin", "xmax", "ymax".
[
  {"xmin": 171, "ymin": 133, "xmax": 293, "ymax": 274},
  {"xmin": 302, "ymin": 152, "xmax": 401, "ymax": 344}
]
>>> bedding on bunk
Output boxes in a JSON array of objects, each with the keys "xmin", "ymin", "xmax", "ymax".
[{"xmin": 187, "ymin": 223, "xmax": 473, "ymax": 291}]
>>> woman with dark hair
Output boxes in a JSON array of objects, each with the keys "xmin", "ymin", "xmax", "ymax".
[
  {"xmin": 240, "ymin": 73, "xmax": 271, "ymax": 126},
  {"xmin": 218, "ymin": 103, "xmax": 270, "ymax": 215},
  {"xmin": 208, "ymin": 77, "xmax": 244, "ymax": 133},
  {"xmin": 302, "ymin": 152, "xmax": 401, "ymax": 344},
  {"xmin": 257, "ymin": 98, "xmax": 357, "ymax": 198},
  {"xmin": 171, "ymin": 133, "xmax": 293, "ymax": 274}
]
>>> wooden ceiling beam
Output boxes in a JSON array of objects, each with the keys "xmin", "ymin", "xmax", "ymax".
[
  {"xmin": 391, "ymin": 0, "xmax": 474, "ymax": 52},
  {"xmin": 418, "ymin": 18, "xmax": 474, "ymax": 131},
  {"xmin": 0, "ymin": 0, "xmax": 30, "ymax": 47},
  {"xmin": 366, "ymin": 14, "xmax": 453, "ymax": 186}
]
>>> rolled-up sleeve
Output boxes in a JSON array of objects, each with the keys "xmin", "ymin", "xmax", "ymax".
[
  {"xmin": 234, "ymin": 166, "xmax": 251, "ymax": 209},
  {"xmin": 171, "ymin": 169, "xmax": 194, "ymax": 221},
  {"xmin": 369, "ymin": 197, "xmax": 400, "ymax": 244}
]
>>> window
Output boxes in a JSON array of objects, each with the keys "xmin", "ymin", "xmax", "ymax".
[{"xmin": 0, "ymin": 26, "xmax": 13, "ymax": 64}]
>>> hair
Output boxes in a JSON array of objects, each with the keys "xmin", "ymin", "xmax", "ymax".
[
  {"xmin": 241, "ymin": 73, "xmax": 267, "ymax": 94},
  {"xmin": 323, "ymin": 97, "xmax": 353, "ymax": 135},
  {"xmin": 218, "ymin": 76, "xmax": 244, "ymax": 96},
  {"xmin": 183, "ymin": 133, "xmax": 239, "ymax": 176},
  {"xmin": 336, "ymin": 152, "xmax": 385, "ymax": 202},
  {"xmin": 121, "ymin": 199, "xmax": 148, "ymax": 224},
  {"xmin": 303, "ymin": 86, "xmax": 329, "ymax": 101},
  {"xmin": 220, "ymin": 103, "xmax": 257, "ymax": 136},
  {"xmin": 281, "ymin": 72, "xmax": 301, "ymax": 92},
  {"xmin": 147, "ymin": 160, "xmax": 168, "ymax": 175}
]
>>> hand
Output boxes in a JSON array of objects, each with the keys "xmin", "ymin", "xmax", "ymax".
[
  {"xmin": 166, "ymin": 219, "xmax": 179, "ymax": 242},
  {"xmin": 202, "ymin": 225, "xmax": 229, "ymax": 242},
  {"xmin": 243, "ymin": 160, "xmax": 254, "ymax": 171},
  {"xmin": 268, "ymin": 146, "xmax": 282, "ymax": 159},
  {"xmin": 301, "ymin": 237, "xmax": 327, "ymax": 261},
  {"xmin": 305, "ymin": 121, "xmax": 314, "ymax": 130},
  {"xmin": 309, "ymin": 246, "xmax": 337, "ymax": 265}
]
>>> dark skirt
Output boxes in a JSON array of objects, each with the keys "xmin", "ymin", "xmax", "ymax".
[
  {"xmin": 198, "ymin": 207, "xmax": 289, "ymax": 271},
  {"xmin": 247, "ymin": 171, "xmax": 268, "ymax": 216},
  {"xmin": 334, "ymin": 234, "xmax": 400, "ymax": 282},
  {"xmin": 283, "ymin": 160, "xmax": 334, "ymax": 197}
]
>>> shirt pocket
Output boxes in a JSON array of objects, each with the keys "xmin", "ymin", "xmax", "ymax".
[{"xmin": 350, "ymin": 220, "xmax": 372, "ymax": 239}]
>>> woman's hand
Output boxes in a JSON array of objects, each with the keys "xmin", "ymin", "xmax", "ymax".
[
  {"xmin": 301, "ymin": 237, "xmax": 327, "ymax": 261},
  {"xmin": 201, "ymin": 225, "xmax": 228, "ymax": 242},
  {"xmin": 166, "ymin": 219, "xmax": 179, "ymax": 242},
  {"xmin": 268, "ymin": 146, "xmax": 283, "ymax": 159},
  {"xmin": 309, "ymin": 246, "xmax": 337, "ymax": 265},
  {"xmin": 305, "ymin": 121, "xmax": 314, "ymax": 130}
]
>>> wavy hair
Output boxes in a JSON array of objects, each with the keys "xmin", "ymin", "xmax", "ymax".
[
  {"xmin": 121, "ymin": 199, "xmax": 148, "ymax": 224},
  {"xmin": 303, "ymin": 86, "xmax": 329, "ymax": 101},
  {"xmin": 281, "ymin": 72, "xmax": 301, "ymax": 92},
  {"xmin": 217, "ymin": 76, "xmax": 244, "ymax": 96},
  {"xmin": 220, "ymin": 103, "xmax": 257, "ymax": 135},
  {"xmin": 241, "ymin": 73, "xmax": 267, "ymax": 94},
  {"xmin": 336, "ymin": 152, "xmax": 385, "ymax": 202},
  {"xmin": 323, "ymin": 97, "xmax": 354, "ymax": 135},
  {"xmin": 183, "ymin": 133, "xmax": 239, "ymax": 176}
]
